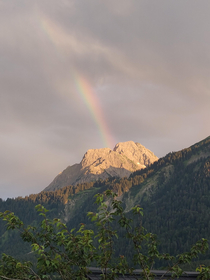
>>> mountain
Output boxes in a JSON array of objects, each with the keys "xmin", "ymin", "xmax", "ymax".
[
  {"xmin": 1, "ymin": 136, "xmax": 210, "ymax": 264},
  {"xmin": 44, "ymin": 141, "xmax": 158, "ymax": 191}
]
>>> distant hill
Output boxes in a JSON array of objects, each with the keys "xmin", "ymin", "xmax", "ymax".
[
  {"xmin": 44, "ymin": 141, "xmax": 158, "ymax": 191},
  {"xmin": 1, "ymin": 136, "xmax": 210, "ymax": 265}
]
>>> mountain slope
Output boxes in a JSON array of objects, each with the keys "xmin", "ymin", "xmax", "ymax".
[
  {"xmin": 49, "ymin": 136, "xmax": 210, "ymax": 257},
  {"xmin": 1, "ymin": 136, "xmax": 210, "ymax": 262},
  {"xmin": 44, "ymin": 141, "xmax": 158, "ymax": 191}
]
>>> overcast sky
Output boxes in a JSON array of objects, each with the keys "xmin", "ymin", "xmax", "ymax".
[{"xmin": 1, "ymin": 0, "xmax": 210, "ymax": 199}]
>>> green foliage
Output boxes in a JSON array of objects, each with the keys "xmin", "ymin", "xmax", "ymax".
[
  {"xmin": 0, "ymin": 190, "xmax": 209, "ymax": 280},
  {"xmin": 0, "ymin": 254, "xmax": 35, "ymax": 279},
  {"xmin": 0, "ymin": 204, "xmax": 95, "ymax": 279}
]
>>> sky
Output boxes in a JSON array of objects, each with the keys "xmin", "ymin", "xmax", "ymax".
[{"xmin": 1, "ymin": 0, "xmax": 210, "ymax": 199}]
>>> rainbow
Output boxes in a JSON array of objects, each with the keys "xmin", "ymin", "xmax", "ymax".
[
  {"xmin": 74, "ymin": 74, "xmax": 115, "ymax": 148},
  {"xmin": 37, "ymin": 14, "xmax": 115, "ymax": 148}
]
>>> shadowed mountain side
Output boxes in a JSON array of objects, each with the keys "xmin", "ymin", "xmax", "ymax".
[
  {"xmin": 44, "ymin": 141, "xmax": 158, "ymax": 192},
  {"xmin": 44, "ymin": 164, "xmax": 82, "ymax": 192},
  {"xmin": 73, "ymin": 166, "xmax": 133, "ymax": 184}
]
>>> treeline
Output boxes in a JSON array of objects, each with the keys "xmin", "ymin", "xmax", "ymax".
[{"xmin": 131, "ymin": 136, "xmax": 210, "ymax": 178}]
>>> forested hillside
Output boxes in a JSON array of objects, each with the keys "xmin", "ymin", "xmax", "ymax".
[{"xmin": 1, "ymin": 136, "xmax": 210, "ymax": 263}]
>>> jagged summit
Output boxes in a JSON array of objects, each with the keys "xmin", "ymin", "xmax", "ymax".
[
  {"xmin": 113, "ymin": 141, "xmax": 156, "ymax": 166},
  {"xmin": 44, "ymin": 141, "xmax": 158, "ymax": 192}
]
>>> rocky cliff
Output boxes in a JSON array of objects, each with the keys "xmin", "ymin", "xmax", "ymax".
[{"xmin": 44, "ymin": 141, "xmax": 158, "ymax": 191}]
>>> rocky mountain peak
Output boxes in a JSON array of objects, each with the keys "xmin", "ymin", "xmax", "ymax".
[
  {"xmin": 81, "ymin": 148, "xmax": 112, "ymax": 168},
  {"xmin": 113, "ymin": 141, "xmax": 157, "ymax": 166},
  {"xmin": 44, "ymin": 141, "xmax": 158, "ymax": 192}
]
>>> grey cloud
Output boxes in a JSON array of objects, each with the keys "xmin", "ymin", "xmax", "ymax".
[{"xmin": 71, "ymin": 0, "xmax": 210, "ymax": 93}]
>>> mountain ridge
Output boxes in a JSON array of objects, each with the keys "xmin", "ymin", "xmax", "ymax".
[{"xmin": 44, "ymin": 141, "xmax": 158, "ymax": 192}]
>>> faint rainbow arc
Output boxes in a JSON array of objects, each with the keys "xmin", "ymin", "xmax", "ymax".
[
  {"xmin": 74, "ymin": 75, "xmax": 114, "ymax": 148},
  {"xmin": 37, "ymin": 15, "xmax": 114, "ymax": 148}
]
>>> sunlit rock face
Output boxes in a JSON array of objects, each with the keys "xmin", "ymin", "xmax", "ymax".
[
  {"xmin": 113, "ymin": 141, "xmax": 158, "ymax": 167},
  {"xmin": 44, "ymin": 141, "xmax": 158, "ymax": 191}
]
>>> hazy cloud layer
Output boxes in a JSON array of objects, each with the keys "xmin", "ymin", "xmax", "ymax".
[{"xmin": 1, "ymin": 0, "xmax": 210, "ymax": 198}]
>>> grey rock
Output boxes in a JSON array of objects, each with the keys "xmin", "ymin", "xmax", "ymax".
[{"xmin": 44, "ymin": 141, "xmax": 158, "ymax": 191}]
